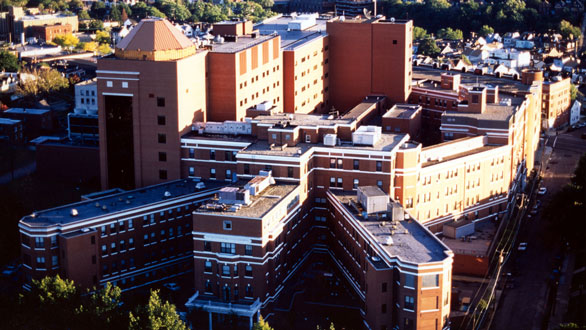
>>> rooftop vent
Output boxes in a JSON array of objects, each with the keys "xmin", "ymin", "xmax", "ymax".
[
  {"xmin": 196, "ymin": 182, "xmax": 206, "ymax": 189},
  {"xmin": 164, "ymin": 191, "xmax": 172, "ymax": 198},
  {"xmin": 81, "ymin": 228, "xmax": 90, "ymax": 233},
  {"xmin": 383, "ymin": 236, "xmax": 394, "ymax": 246},
  {"xmin": 71, "ymin": 208, "xmax": 79, "ymax": 217}
]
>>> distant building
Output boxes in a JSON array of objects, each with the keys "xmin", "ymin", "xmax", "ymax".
[
  {"xmin": 31, "ymin": 23, "xmax": 72, "ymax": 42},
  {"xmin": 0, "ymin": 7, "xmax": 78, "ymax": 43},
  {"xmin": 74, "ymin": 78, "xmax": 97, "ymax": 115},
  {"xmin": 0, "ymin": 117, "xmax": 24, "ymax": 144},
  {"xmin": 1, "ymin": 107, "xmax": 52, "ymax": 140}
]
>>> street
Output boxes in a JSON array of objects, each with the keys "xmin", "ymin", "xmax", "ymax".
[{"xmin": 490, "ymin": 127, "xmax": 586, "ymax": 330}]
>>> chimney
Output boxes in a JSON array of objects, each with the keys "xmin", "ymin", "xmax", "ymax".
[
  {"xmin": 440, "ymin": 73, "xmax": 460, "ymax": 91},
  {"xmin": 486, "ymin": 85, "xmax": 499, "ymax": 103},
  {"xmin": 467, "ymin": 87, "xmax": 487, "ymax": 114}
]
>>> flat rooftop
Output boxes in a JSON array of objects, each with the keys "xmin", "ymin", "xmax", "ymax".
[
  {"xmin": 442, "ymin": 97, "xmax": 523, "ymax": 128},
  {"xmin": 255, "ymin": 112, "xmax": 355, "ymax": 127},
  {"xmin": 383, "ymin": 104, "xmax": 421, "ymax": 119},
  {"xmin": 194, "ymin": 182, "xmax": 297, "ymax": 219},
  {"xmin": 5, "ymin": 108, "xmax": 50, "ymax": 115},
  {"xmin": 0, "ymin": 118, "xmax": 21, "ymax": 124},
  {"xmin": 20, "ymin": 179, "xmax": 230, "ymax": 228},
  {"xmin": 210, "ymin": 34, "xmax": 277, "ymax": 54},
  {"xmin": 441, "ymin": 220, "xmax": 496, "ymax": 257},
  {"xmin": 332, "ymin": 191, "xmax": 451, "ymax": 264},
  {"xmin": 422, "ymin": 145, "xmax": 499, "ymax": 167},
  {"xmin": 255, "ymin": 15, "xmax": 327, "ymax": 50},
  {"xmin": 240, "ymin": 133, "xmax": 406, "ymax": 157}
]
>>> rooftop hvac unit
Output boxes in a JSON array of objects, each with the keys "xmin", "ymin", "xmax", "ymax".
[{"xmin": 323, "ymin": 134, "xmax": 337, "ymax": 146}]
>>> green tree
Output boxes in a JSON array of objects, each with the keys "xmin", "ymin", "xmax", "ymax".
[
  {"xmin": 53, "ymin": 33, "xmax": 80, "ymax": 51},
  {"xmin": 253, "ymin": 316, "xmax": 274, "ymax": 330},
  {"xmin": 437, "ymin": 27, "xmax": 463, "ymax": 40},
  {"xmin": 97, "ymin": 43, "xmax": 111, "ymax": 55},
  {"xmin": 78, "ymin": 10, "xmax": 90, "ymax": 20},
  {"xmin": 559, "ymin": 20, "xmax": 581, "ymax": 40},
  {"xmin": 83, "ymin": 41, "xmax": 98, "ymax": 52},
  {"xmin": 17, "ymin": 68, "xmax": 69, "ymax": 101},
  {"xmin": 418, "ymin": 38, "xmax": 441, "ymax": 56},
  {"xmin": 413, "ymin": 26, "xmax": 428, "ymax": 40},
  {"xmin": 95, "ymin": 29, "xmax": 110, "ymax": 44},
  {"xmin": 76, "ymin": 282, "xmax": 127, "ymax": 329},
  {"xmin": 110, "ymin": 5, "xmax": 121, "ymax": 21},
  {"xmin": 252, "ymin": 0, "xmax": 273, "ymax": 9},
  {"xmin": 0, "ymin": 50, "xmax": 19, "ymax": 72},
  {"xmin": 129, "ymin": 290, "xmax": 187, "ymax": 330},
  {"xmin": 478, "ymin": 25, "xmax": 494, "ymax": 37}
]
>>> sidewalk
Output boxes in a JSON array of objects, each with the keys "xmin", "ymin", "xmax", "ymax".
[{"xmin": 548, "ymin": 253, "xmax": 576, "ymax": 329}]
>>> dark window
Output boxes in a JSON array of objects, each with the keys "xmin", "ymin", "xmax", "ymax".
[
  {"xmin": 157, "ymin": 97, "xmax": 165, "ymax": 107},
  {"xmin": 189, "ymin": 148, "xmax": 195, "ymax": 158},
  {"xmin": 204, "ymin": 260, "xmax": 212, "ymax": 273},
  {"xmin": 376, "ymin": 161, "xmax": 382, "ymax": 172},
  {"xmin": 245, "ymin": 245, "xmax": 253, "ymax": 256},
  {"xmin": 472, "ymin": 95, "xmax": 479, "ymax": 103},
  {"xmin": 159, "ymin": 170, "xmax": 167, "ymax": 180},
  {"xmin": 246, "ymin": 284, "xmax": 253, "ymax": 297},
  {"xmin": 204, "ymin": 241, "xmax": 211, "ymax": 251},
  {"xmin": 158, "ymin": 152, "xmax": 167, "ymax": 162},
  {"xmin": 330, "ymin": 158, "xmax": 336, "ymax": 168},
  {"xmin": 405, "ymin": 296, "xmax": 415, "ymax": 310},
  {"xmin": 382, "ymin": 282, "xmax": 387, "ymax": 292},
  {"xmin": 393, "ymin": 40, "xmax": 397, "ymax": 44},
  {"xmin": 265, "ymin": 165, "xmax": 272, "ymax": 171},
  {"xmin": 337, "ymin": 158, "xmax": 343, "ymax": 169},
  {"xmin": 90, "ymin": 236, "xmax": 95, "ymax": 244},
  {"xmin": 288, "ymin": 167, "xmax": 294, "ymax": 178},
  {"xmin": 244, "ymin": 164, "xmax": 250, "ymax": 174},
  {"xmin": 157, "ymin": 115, "xmax": 165, "ymax": 125},
  {"xmin": 245, "ymin": 264, "xmax": 253, "ymax": 277},
  {"xmin": 353, "ymin": 159, "xmax": 359, "ymax": 170},
  {"xmin": 158, "ymin": 134, "xmax": 166, "ymax": 144},
  {"xmin": 209, "ymin": 149, "xmax": 215, "ymax": 160}
]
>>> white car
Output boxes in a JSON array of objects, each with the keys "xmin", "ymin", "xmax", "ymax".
[{"xmin": 538, "ymin": 187, "xmax": 547, "ymax": 195}]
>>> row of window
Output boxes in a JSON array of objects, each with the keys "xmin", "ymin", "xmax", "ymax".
[
  {"xmin": 330, "ymin": 177, "xmax": 383, "ymax": 189},
  {"xmin": 23, "ymin": 255, "xmax": 58, "ymax": 269},
  {"xmin": 202, "ymin": 241, "xmax": 254, "ymax": 256},
  {"xmin": 203, "ymin": 260, "xmax": 254, "ymax": 277},
  {"xmin": 330, "ymin": 158, "xmax": 383, "ymax": 171},
  {"xmin": 204, "ymin": 280, "xmax": 254, "ymax": 300},
  {"xmin": 100, "ymin": 219, "xmax": 134, "ymax": 237},
  {"xmin": 22, "ymin": 235, "xmax": 58, "ymax": 249}
]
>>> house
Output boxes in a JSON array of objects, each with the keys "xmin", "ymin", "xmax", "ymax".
[
  {"xmin": 503, "ymin": 32, "xmax": 520, "ymax": 48},
  {"xmin": 463, "ymin": 48, "xmax": 488, "ymax": 63},
  {"xmin": 570, "ymin": 100, "xmax": 581, "ymax": 126}
]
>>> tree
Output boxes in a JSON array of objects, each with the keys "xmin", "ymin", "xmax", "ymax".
[
  {"xmin": 478, "ymin": 25, "xmax": 494, "ymax": 37},
  {"xmin": 97, "ymin": 43, "xmax": 111, "ymax": 55},
  {"xmin": 252, "ymin": 0, "xmax": 273, "ymax": 9},
  {"xmin": 83, "ymin": 41, "xmax": 98, "ymax": 52},
  {"xmin": 413, "ymin": 26, "xmax": 428, "ymax": 40},
  {"xmin": 95, "ymin": 29, "xmax": 110, "ymax": 44},
  {"xmin": 16, "ymin": 68, "xmax": 69, "ymax": 101},
  {"xmin": 418, "ymin": 38, "xmax": 441, "ymax": 56},
  {"xmin": 78, "ymin": 10, "xmax": 90, "ymax": 20},
  {"xmin": 76, "ymin": 282, "xmax": 127, "ymax": 329},
  {"xmin": 253, "ymin": 316, "xmax": 273, "ymax": 330},
  {"xmin": 570, "ymin": 83, "xmax": 579, "ymax": 102},
  {"xmin": 437, "ymin": 27, "xmax": 463, "ymax": 40},
  {"xmin": 559, "ymin": 20, "xmax": 581, "ymax": 40},
  {"xmin": 129, "ymin": 290, "xmax": 187, "ymax": 330},
  {"xmin": 0, "ymin": 50, "xmax": 19, "ymax": 72},
  {"xmin": 53, "ymin": 33, "xmax": 79, "ymax": 51},
  {"xmin": 110, "ymin": 5, "xmax": 121, "ymax": 21}
]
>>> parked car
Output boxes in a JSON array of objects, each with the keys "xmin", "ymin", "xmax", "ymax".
[
  {"xmin": 538, "ymin": 187, "xmax": 547, "ymax": 195},
  {"xmin": 518, "ymin": 242, "xmax": 528, "ymax": 251},
  {"xmin": 163, "ymin": 282, "xmax": 180, "ymax": 291}
]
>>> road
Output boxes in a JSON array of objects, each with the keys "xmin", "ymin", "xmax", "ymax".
[{"xmin": 490, "ymin": 127, "xmax": 586, "ymax": 330}]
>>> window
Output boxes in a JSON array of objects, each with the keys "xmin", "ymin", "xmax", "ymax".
[
  {"xmin": 244, "ymin": 164, "xmax": 250, "ymax": 174},
  {"xmin": 157, "ymin": 116, "xmax": 166, "ymax": 125},
  {"xmin": 377, "ymin": 180, "xmax": 383, "ymax": 188},
  {"xmin": 143, "ymin": 234, "xmax": 149, "ymax": 245},
  {"xmin": 209, "ymin": 149, "xmax": 215, "ymax": 160},
  {"xmin": 288, "ymin": 167, "xmax": 294, "ymax": 178},
  {"xmin": 234, "ymin": 264, "xmax": 238, "ymax": 276},
  {"xmin": 52, "ymin": 255, "xmax": 58, "ymax": 267},
  {"xmin": 245, "ymin": 264, "xmax": 253, "ymax": 277},
  {"xmin": 330, "ymin": 177, "xmax": 335, "ymax": 187},
  {"xmin": 205, "ymin": 279, "xmax": 212, "ymax": 292},
  {"xmin": 111, "ymin": 242, "xmax": 117, "ymax": 253},
  {"xmin": 210, "ymin": 168, "xmax": 216, "ymax": 179},
  {"xmin": 101, "ymin": 244, "xmax": 107, "ymax": 256},
  {"xmin": 204, "ymin": 260, "xmax": 212, "ymax": 272},
  {"xmin": 245, "ymin": 245, "xmax": 253, "ymax": 256},
  {"xmin": 330, "ymin": 158, "xmax": 336, "ymax": 168},
  {"xmin": 36, "ymin": 257, "xmax": 45, "ymax": 268},
  {"xmin": 337, "ymin": 178, "xmax": 342, "ymax": 188},
  {"xmin": 405, "ymin": 274, "xmax": 415, "ymax": 288},
  {"xmin": 204, "ymin": 241, "xmax": 211, "ymax": 251},
  {"xmin": 305, "ymin": 134, "xmax": 311, "ymax": 143},
  {"xmin": 353, "ymin": 159, "xmax": 359, "ymax": 170},
  {"xmin": 128, "ymin": 219, "xmax": 133, "ymax": 230},
  {"xmin": 225, "ymin": 169, "xmax": 232, "ymax": 181},
  {"xmin": 405, "ymin": 296, "xmax": 415, "ymax": 310},
  {"xmin": 245, "ymin": 284, "xmax": 253, "ymax": 297},
  {"xmin": 35, "ymin": 237, "xmax": 44, "ymax": 249},
  {"xmin": 157, "ymin": 97, "xmax": 165, "ymax": 107},
  {"xmin": 404, "ymin": 318, "xmax": 414, "ymax": 330},
  {"xmin": 353, "ymin": 179, "xmax": 359, "ymax": 189},
  {"xmin": 110, "ymin": 223, "xmax": 117, "ymax": 234},
  {"xmin": 222, "ymin": 264, "xmax": 230, "ymax": 276},
  {"xmin": 159, "ymin": 170, "xmax": 167, "ymax": 180},
  {"xmin": 158, "ymin": 134, "xmax": 166, "ymax": 144},
  {"xmin": 129, "ymin": 238, "xmax": 134, "ymax": 249},
  {"xmin": 337, "ymin": 159, "xmax": 343, "ymax": 169},
  {"xmin": 376, "ymin": 161, "xmax": 382, "ymax": 172},
  {"xmin": 223, "ymin": 220, "xmax": 232, "ymax": 230},
  {"xmin": 189, "ymin": 148, "xmax": 195, "ymax": 158},
  {"xmin": 220, "ymin": 242, "xmax": 235, "ymax": 254},
  {"xmin": 120, "ymin": 240, "xmax": 125, "ymax": 251},
  {"xmin": 382, "ymin": 282, "xmax": 387, "ymax": 293},
  {"xmin": 189, "ymin": 167, "xmax": 195, "ymax": 176},
  {"xmin": 158, "ymin": 152, "xmax": 167, "ymax": 162},
  {"xmin": 422, "ymin": 274, "xmax": 439, "ymax": 288},
  {"xmin": 106, "ymin": 81, "xmax": 113, "ymax": 87}
]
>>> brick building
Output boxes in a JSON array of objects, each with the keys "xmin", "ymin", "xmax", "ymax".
[
  {"xmin": 97, "ymin": 18, "xmax": 208, "ymax": 190},
  {"xmin": 31, "ymin": 23, "xmax": 72, "ymax": 42}
]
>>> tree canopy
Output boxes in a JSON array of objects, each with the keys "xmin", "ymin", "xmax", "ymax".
[
  {"xmin": 413, "ymin": 26, "xmax": 428, "ymax": 40},
  {"xmin": 0, "ymin": 50, "xmax": 19, "ymax": 72},
  {"xmin": 52, "ymin": 33, "xmax": 79, "ymax": 51},
  {"xmin": 129, "ymin": 290, "xmax": 187, "ymax": 330},
  {"xmin": 418, "ymin": 38, "xmax": 441, "ymax": 56}
]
